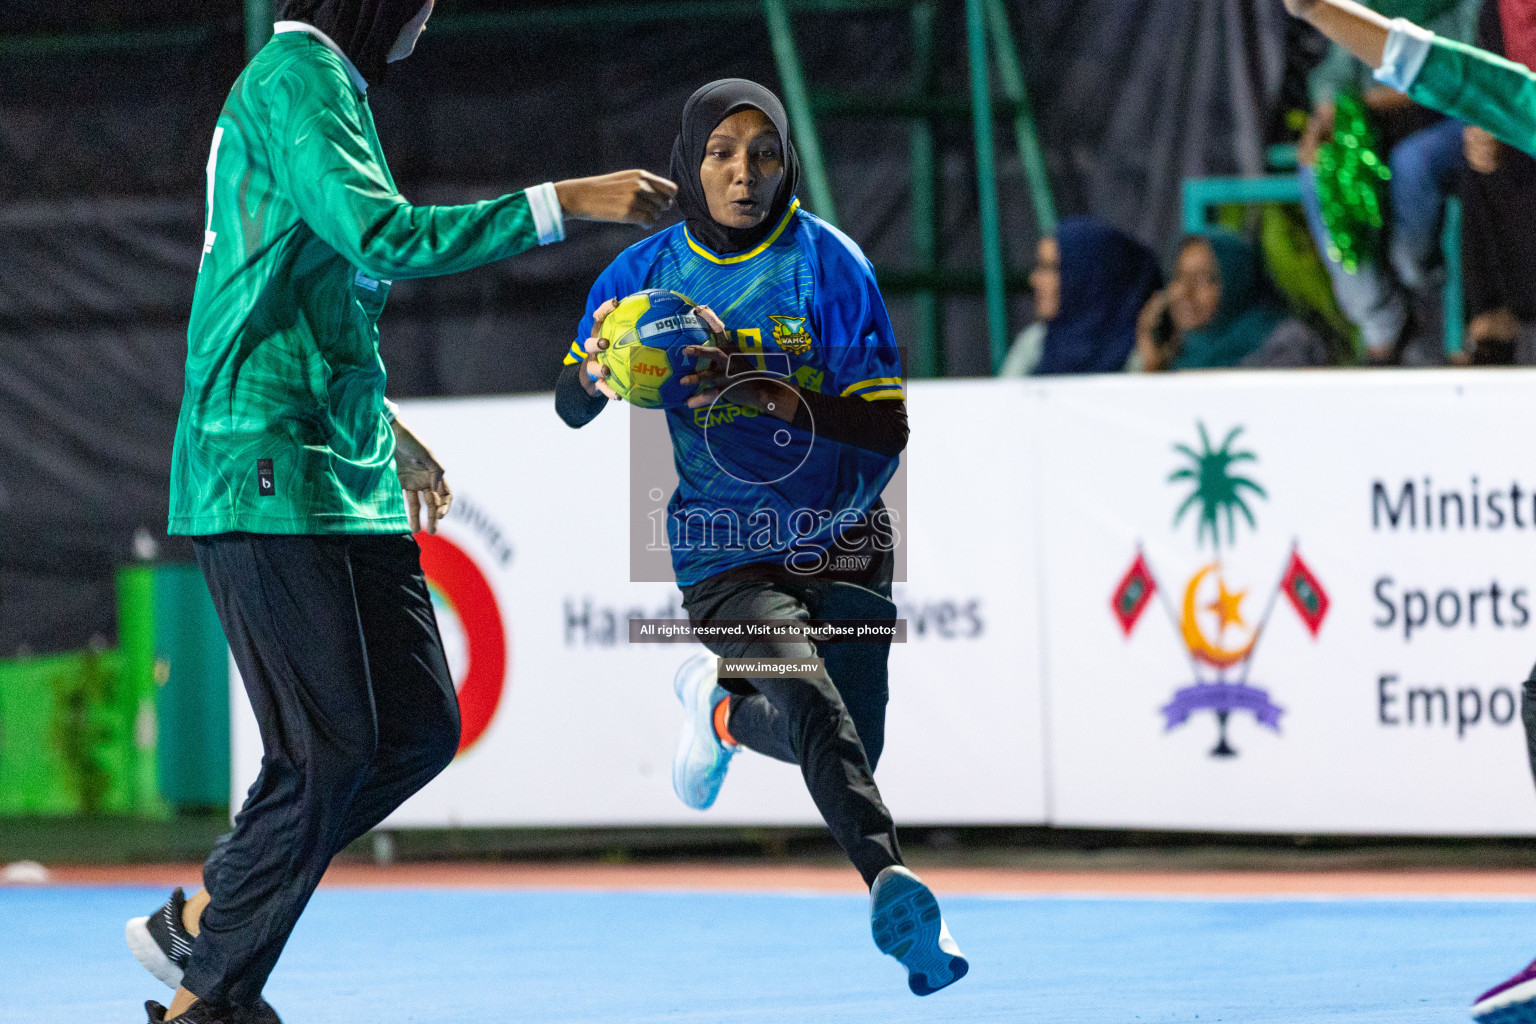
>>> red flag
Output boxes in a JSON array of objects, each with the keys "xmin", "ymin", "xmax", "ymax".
[
  {"xmin": 1111, "ymin": 553, "xmax": 1157, "ymax": 635},
  {"xmin": 1280, "ymin": 550, "xmax": 1329, "ymax": 636}
]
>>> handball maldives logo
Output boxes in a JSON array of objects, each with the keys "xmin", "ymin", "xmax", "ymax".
[
  {"xmin": 415, "ymin": 531, "xmax": 508, "ymax": 756},
  {"xmin": 1110, "ymin": 423, "xmax": 1330, "ymax": 757}
]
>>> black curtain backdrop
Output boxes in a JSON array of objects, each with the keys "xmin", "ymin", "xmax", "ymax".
[{"xmin": 0, "ymin": 0, "xmax": 1289, "ymax": 654}]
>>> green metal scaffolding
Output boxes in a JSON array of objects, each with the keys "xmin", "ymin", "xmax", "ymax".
[
  {"xmin": 246, "ymin": 0, "xmax": 273, "ymax": 60},
  {"xmin": 750, "ymin": 0, "xmax": 1054, "ymax": 371},
  {"xmin": 2, "ymin": 0, "xmax": 1055, "ymax": 376}
]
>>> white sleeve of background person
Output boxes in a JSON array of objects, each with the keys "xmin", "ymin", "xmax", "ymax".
[
  {"xmin": 526, "ymin": 182, "xmax": 566, "ymax": 245},
  {"xmin": 999, "ymin": 322, "xmax": 1046, "ymax": 377},
  {"xmin": 1374, "ymin": 18, "xmax": 1435, "ymax": 92},
  {"xmin": 382, "ymin": 397, "xmax": 399, "ymax": 423}
]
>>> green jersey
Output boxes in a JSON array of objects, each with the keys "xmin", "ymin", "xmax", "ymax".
[
  {"xmin": 1378, "ymin": 19, "xmax": 1536, "ymax": 156},
  {"xmin": 1307, "ymin": 0, "xmax": 1479, "ymax": 105},
  {"xmin": 169, "ymin": 25, "xmax": 563, "ymax": 536}
]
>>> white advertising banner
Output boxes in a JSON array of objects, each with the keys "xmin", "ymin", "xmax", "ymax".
[
  {"xmin": 231, "ymin": 371, "xmax": 1536, "ymax": 833},
  {"xmin": 231, "ymin": 382, "xmax": 1049, "ymax": 827},
  {"xmin": 1039, "ymin": 369, "xmax": 1536, "ymax": 834}
]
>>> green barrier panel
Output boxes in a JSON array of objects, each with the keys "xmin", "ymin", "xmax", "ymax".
[
  {"xmin": 0, "ymin": 648, "xmax": 149, "ymax": 815},
  {"xmin": 115, "ymin": 565, "xmax": 163, "ymax": 816},
  {"xmin": 0, "ymin": 652, "xmax": 101, "ymax": 813},
  {"xmin": 152, "ymin": 564, "xmax": 230, "ymax": 809},
  {"xmin": 0, "ymin": 563, "xmax": 228, "ymax": 817}
]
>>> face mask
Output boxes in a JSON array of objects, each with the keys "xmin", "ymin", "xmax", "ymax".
[{"xmin": 277, "ymin": 0, "xmax": 430, "ymax": 84}]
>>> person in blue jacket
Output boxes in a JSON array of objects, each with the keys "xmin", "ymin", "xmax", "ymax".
[{"xmin": 553, "ymin": 78, "xmax": 968, "ymax": 997}]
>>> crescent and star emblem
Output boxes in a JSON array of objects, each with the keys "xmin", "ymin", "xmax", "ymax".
[{"xmin": 1179, "ymin": 562, "xmax": 1255, "ymax": 668}]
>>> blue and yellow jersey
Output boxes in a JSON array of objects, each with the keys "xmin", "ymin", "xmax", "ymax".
[{"xmin": 567, "ymin": 200, "xmax": 904, "ymax": 585}]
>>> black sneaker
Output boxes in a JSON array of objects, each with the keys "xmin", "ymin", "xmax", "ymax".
[
  {"xmin": 143, "ymin": 998, "xmax": 281, "ymax": 1024},
  {"xmin": 145, "ymin": 1000, "xmax": 233, "ymax": 1023},
  {"xmin": 129, "ymin": 889, "xmax": 282, "ymax": 1024},
  {"xmin": 127, "ymin": 888, "xmax": 195, "ymax": 989}
]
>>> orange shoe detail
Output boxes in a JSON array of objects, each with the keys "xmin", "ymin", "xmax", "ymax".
[{"xmin": 712, "ymin": 696, "xmax": 736, "ymax": 747}]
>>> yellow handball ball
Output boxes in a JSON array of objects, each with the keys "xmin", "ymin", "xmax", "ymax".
[{"xmin": 596, "ymin": 289, "xmax": 712, "ymax": 409}]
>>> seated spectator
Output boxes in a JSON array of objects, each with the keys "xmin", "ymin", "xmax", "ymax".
[
  {"xmin": 1134, "ymin": 231, "xmax": 1330, "ymax": 372},
  {"xmin": 1458, "ymin": 0, "xmax": 1536, "ymax": 364},
  {"xmin": 1295, "ymin": 0, "xmax": 1480, "ymax": 364},
  {"xmin": 1000, "ymin": 216, "xmax": 1162, "ymax": 376}
]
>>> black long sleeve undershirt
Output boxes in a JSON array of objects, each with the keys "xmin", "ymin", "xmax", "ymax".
[
  {"xmin": 791, "ymin": 390, "xmax": 908, "ymax": 458},
  {"xmin": 555, "ymin": 362, "xmax": 609, "ymax": 428},
  {"xmin": 555, "ymin": 362, "xmax": 907, "ymax": 458}
]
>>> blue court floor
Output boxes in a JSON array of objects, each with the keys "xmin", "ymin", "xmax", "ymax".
[{"xmin": 6, "ymin": 885, "xmax": 1529, "ymax": 1022}]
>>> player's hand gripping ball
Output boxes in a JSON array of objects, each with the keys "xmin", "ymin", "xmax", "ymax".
[{"xmin": 596, "ymin": 290, "xmax": 713, "ymax": 409}]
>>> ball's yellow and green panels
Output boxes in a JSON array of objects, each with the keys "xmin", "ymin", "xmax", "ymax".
[{"xmin": 598, "ymin": 291, "xmax": 675, "ymax": 409}]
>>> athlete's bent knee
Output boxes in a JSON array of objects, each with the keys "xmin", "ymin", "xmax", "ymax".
[
  {"xmin": 418, "ymin": 697, "xmax": 461, "ymax": 775},
  {"xmin": 425, "ymin": 716, "xmax": 460, "ymax": 775}
]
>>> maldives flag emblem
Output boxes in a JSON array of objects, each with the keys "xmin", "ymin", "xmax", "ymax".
[
  {"xmin": 1280, "ymin": 550, "xmax": 1329, "ymax": 636},
  {"xmin": 1111, "ymin": 552, "xmax": 1158, "ymax": 635},
  {"xmin": 1108, "ymin": 421, "xmax": 1332, "ymax": 759}
]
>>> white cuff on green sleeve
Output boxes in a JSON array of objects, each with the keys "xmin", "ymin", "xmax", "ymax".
[
  {"xmin": 526, "ymin": 182, "xmax": 566, "ymax": 245},
  {"xmin": 1374, "ymin": 18, "xmax": 1435, "ymax": 93}
]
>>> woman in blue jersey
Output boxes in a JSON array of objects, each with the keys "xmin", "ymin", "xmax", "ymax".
[{"xmin": 554, "ymin": 79, "xmax": 967, "ymax": 996}]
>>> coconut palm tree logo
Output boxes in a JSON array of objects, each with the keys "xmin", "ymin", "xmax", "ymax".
[
  {"xmin": 1170, "ymin": 424, "xmax": 1265, "ymax": 556},
  {"xmin": 1110, "ymin": 422, "xmax": 1330, "ymax": 758}
]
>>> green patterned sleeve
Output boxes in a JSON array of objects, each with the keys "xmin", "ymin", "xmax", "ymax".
[
  {"xmin": 270, "ymin": 64, "xmax": 546, "ymax": 280},
  {"xmin": 1406, "ymin": 37, "xmax": 1536, "ymax": 156}
]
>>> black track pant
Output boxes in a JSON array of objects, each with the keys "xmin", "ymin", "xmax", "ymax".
[
  {"xmin": 680, "ymin": 561, "xmax": 902, "ymax": 887},
  {"xmin": 183, "ymin": 534, "xmax": 460, "ymax": 1008}
]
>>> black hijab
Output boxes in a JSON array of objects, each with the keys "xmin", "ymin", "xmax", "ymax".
[
  {"xmin": 669, "ymin": 79, "xmax": 802, "ymax": 255},
  {"xmin": 278, "ymin": 0, "xmax": 427, "ymax": 86}
]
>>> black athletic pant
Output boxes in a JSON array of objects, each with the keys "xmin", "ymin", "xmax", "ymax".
[
  {"xmin": 680, "ymin": 555, "xmax": 903, "ymax": 888},
  {"xmin": 184, "ymin": 533, "xmax": 460, "ymax": 1008}
]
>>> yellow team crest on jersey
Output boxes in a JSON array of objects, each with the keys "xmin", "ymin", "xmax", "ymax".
[{"xmin": 769, "ymin": 315, "xmax": 815, "ymax": 356}]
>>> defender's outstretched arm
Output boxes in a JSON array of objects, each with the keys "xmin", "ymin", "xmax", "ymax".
[
  {"xmin": 1282, "ymin": 0, "xmax": 1390, "ymax": 67},
  {"xmin": 1285, "ymin": 0, "xmax": 1536, "ymax": 156}
]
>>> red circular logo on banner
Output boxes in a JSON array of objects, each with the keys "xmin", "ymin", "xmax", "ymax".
[{"xmin": 415, "ymin": 532, "xmax": 508, "ymax": 755}]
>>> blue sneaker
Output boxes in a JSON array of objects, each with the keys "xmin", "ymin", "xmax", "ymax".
[
  {"xmin": 870, "ymin": 866, "xmax": 969, "ymax": 996},
  {"xmin": 672, "ymin": 654, "xmax": 734, "ymax": 809}
]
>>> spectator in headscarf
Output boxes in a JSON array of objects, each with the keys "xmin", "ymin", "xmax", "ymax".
[
  {"xmin": 1000, "ymin": 216, "xmax": 1163, "ymax": 376},
  {"xmin": 1135, "ymin": 231, "xmax": 1330, "ymax": 371}
]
